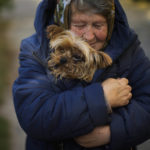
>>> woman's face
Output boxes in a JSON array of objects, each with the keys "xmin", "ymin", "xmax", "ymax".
[{"xmin": 70, "ymin": 6, "xmax": 108, "ymax": 51}]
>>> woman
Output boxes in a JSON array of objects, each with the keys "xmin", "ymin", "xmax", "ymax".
[{"xmin": 12, "ymin": 0, "xmax": 150, "ymax": 150}]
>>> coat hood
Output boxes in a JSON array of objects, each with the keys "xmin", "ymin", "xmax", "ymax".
[{"xmin": 34, "ymin": 0, "xmax": 136, "ymax": 60}]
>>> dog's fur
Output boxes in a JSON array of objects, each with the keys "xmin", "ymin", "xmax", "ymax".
[{"xmin": 47, "ymin": 25, "xmax": 112, "ymax": 82}]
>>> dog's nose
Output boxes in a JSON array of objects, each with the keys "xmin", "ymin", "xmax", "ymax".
[{"xmin": 60, "ymin": 57, "xmax": 67, "ymax": 64}]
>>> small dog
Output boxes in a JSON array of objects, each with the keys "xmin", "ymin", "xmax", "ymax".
[{"xmin": 47, "ymin": 25, "xmax": 112, "ymax": 82}]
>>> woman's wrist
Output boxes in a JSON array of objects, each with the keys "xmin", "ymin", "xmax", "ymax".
[{"xmin": 74, "ymin": 125, "xmax": 111, "ymax": 148}]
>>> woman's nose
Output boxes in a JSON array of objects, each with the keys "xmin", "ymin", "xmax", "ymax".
[{"xmin": 82, "ymin": 27, "xmax": 95, "ymax": 41}]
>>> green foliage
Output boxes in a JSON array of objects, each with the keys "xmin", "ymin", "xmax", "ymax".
[
  {"xmin": 0, "ymin": 0, "xmax": 13, "ymax": 12},
  {"xmin": 0, "ymin": 20, "xmax": 11, "ymax": 105},
  {"xmin": 0, "ymin": 20, "xmax": 12, "ymax": 150},
  {"xmin": 132, "ymin": 0, "xmax": 150, "ymax": 2},
  {"xmin": 0, "ymin": 116, "xmax": 10, "ymax": 150}
]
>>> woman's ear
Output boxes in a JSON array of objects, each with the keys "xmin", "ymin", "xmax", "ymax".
[{"xmin": 46, "ymin": 24, "xmax": 65, "ymax": 39}]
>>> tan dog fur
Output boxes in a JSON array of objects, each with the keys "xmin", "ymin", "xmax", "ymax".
[{"xmin": 47, "ymin": 25, "xmax": 112, "ymax": 82}]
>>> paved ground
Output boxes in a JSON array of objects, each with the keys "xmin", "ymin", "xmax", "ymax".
[{"xmin": 1, "ymin": 0, "xmax": 150, "ymax": 150}]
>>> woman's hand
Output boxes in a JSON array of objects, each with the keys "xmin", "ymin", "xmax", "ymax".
[
  {"xmin": 74, "ymin": 126, "xmax": 110, "ymax": 148},
  {"xmin": 102, "ymin": 78, "xmax": 132, "ymax": 108}
]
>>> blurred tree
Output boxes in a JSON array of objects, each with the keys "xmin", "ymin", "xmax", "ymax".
[
  {"xmin": 0, "ymin": 0, "xmax": 13, "ymax": 12},
  {"xmin": 132, "ymin": 0, "xmax": 150, "ymax": 2}
]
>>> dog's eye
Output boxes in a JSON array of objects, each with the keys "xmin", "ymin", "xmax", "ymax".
[
  {"xmin": 72, "ymin": 55, "xmax": 82, "ymax": 62},
  {"xmin": 60, "ymin": 49, "xmax": 65, "ymax": 53},
  {"xmin": 58, "ymin": 47, "xmax": 65, "ymax": 53}
]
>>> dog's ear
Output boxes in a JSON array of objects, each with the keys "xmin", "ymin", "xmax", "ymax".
[
  {"xmin": 46, "ymin": 24, "xmax": 65, "ymax": 39},
  {"xmin": 93, "ymin": 51, "xmax": 112, "ymax": 68}
]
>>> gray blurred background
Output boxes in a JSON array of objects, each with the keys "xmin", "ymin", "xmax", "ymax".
[{"xmin": 0, "ymin": 0, "xmax": 150, "ymax": 150}]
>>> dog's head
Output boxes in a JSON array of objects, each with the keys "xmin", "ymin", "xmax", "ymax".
[
  {"xmin": 47, "ymin": 25, "xmax": 112, "ymax": 81},
  {"xmin": 47, "ymin": 25, "xmax": 95, "ymax": 81}
]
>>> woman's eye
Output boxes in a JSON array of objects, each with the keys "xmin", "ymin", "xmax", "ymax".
[
  {"xmin": 94, "ymin": 24, "xmax": 102, "ymax": 29},
  {"xmin": 94, "ymin": 23, "xmax": 107, "ymax": 29},
  {"xmin": 74, "ymin": 24, "xmax": 85, "ymax": 29}
]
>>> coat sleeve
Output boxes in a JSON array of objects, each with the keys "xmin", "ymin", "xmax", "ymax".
[
  {"xmin": 12, "ymin": 39, "xmax": 110, "ymax": 141},
  {"xmin": 109, "ymin": 46, "xmax": 150, "ymax": 149}
]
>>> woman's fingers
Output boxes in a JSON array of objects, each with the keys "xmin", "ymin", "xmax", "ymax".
[
  {"xmin": 102, "ymin": 78, "xmax": 132, "ymax": 108},
  {"xmin": 117, "ymin": 78, "xmax": 129, "ymax": 85}
]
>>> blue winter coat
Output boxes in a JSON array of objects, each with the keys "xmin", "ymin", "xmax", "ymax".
[{"xmin": 12, "ymin": 0, "xmax": 150, "ymax": 150}]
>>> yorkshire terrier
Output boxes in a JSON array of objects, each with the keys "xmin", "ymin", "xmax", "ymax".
[{"xmin": 47, "ymin": 24, "xmax": 112, "ymax": 82}]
